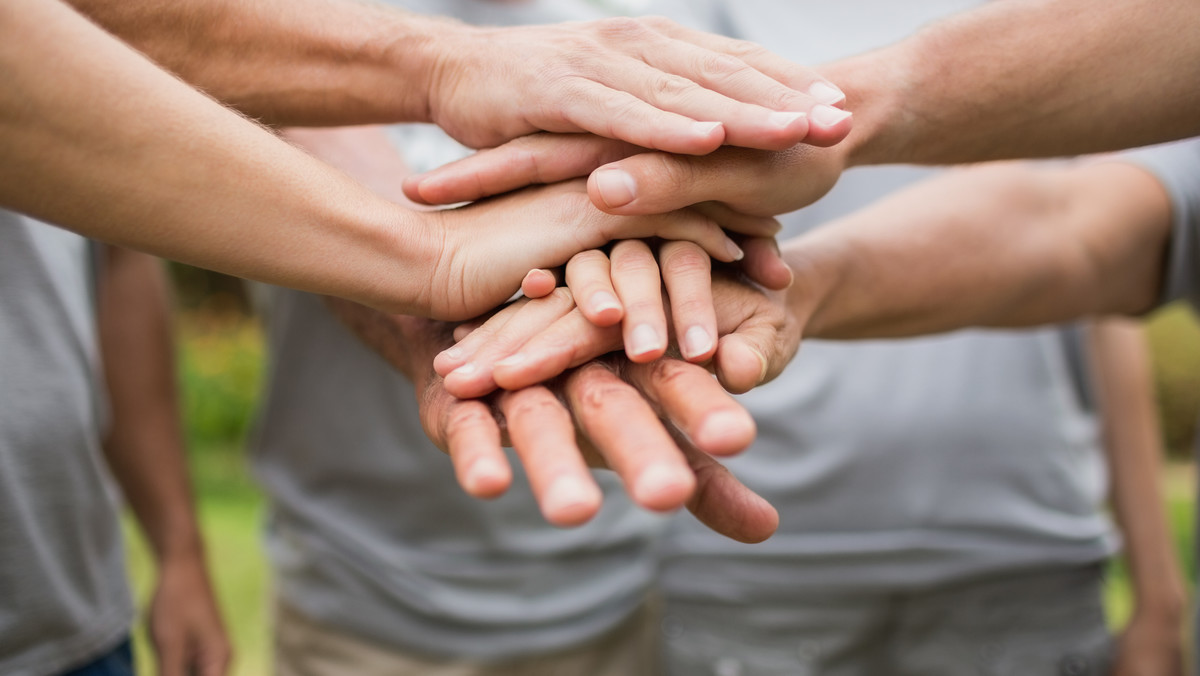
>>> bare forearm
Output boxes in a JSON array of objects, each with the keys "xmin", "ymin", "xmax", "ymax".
[
  {"xmin": 99, "ymin": 247, "xmax": 204, "ymax": 562},
  {"xmin": 1089, "ymin": 319, "xmax": 1186, "ymax": 615},
  {"xmin": 786, "ymin": 161, "xmax": 1172, "ymax": 339},
  {"xmin": 2, "ymin": 0, "xmax": 431, "ymax": 313},
  {"xmin": 834, "ymin": 0, "xmax": 1200, "ymax": 168},
  {"xmin": 70, "ymin": 0, "xmax": 441, "ymax": 126}
]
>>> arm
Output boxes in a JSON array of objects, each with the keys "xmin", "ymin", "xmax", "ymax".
[
  {"xmin": 69, "ymin": 0, "xmax": 851, "ymax": 152},
  {"xmin": 97, "ymin": 246, "xmax": 231, "ymax": 676},
  {"xmin": 1087, "ymin": 319, "xmax": 1185, "ymax": 676}
]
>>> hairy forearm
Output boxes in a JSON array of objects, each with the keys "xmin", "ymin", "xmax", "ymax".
[
  {"xmin": 786, "ymin": 161, "xmax": 1171, "ymax": 339},
  {"xmin": 69, "ymin": 0, "xmax": 444, "ymax": 126},
  {"xmin": 831, "ymin": 0, "xmax": 1200, "ymax": 167},
  {"xmin": 1089, "ymin": 319, "xmax": 1186, "ymax": 616},
  {"xmin": 99, "ymin": 247, "xmax": 204, "ymax": 562},
  {"xmin": 2, "ymin": 0, "xmax": 433, "ymax": 313}
]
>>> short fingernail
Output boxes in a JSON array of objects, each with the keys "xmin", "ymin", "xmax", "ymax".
[
  {"xmin": 692, "ymin": 120, "xmax": 722, "ymax": 136},
  {"xmin": 808, "ymin": 81, "xmax": 846, "ymax": 105},
  {"xmin": 441, "ymin": 346, "xmax": 464, "ymax": 361},
  {"xmin": 683, "ymin": 326, "xmax": 714, "ymax": 360},
  {"xmin": 811, "ymin": 104, "xmax": 853, "ymax": 127},
  {"xmin": 591, "ymin": 291, "xmax": 621, "ymax": 315},
  {"xmin": 465, "ymin": 457, "xmax": 507, "ymax": 494},
  {"xmin": 495, "ymin": 352, "xmax": 527, "ymax": 368},
  {"xmin": 768, "ymin": 110, "xmax": 806, "ymax": 129},
  {"xmin": 542, "ymin": 476, "xmax": 600, "ymax": 519},
  {"xmin": 696, "ymin": 409, "xmax": 755, "ymax": 450},
  {"xmin": 629, "ymin": 324, "xmax": 662, "ymax": 357},
  {"xmin": 593, "ymin": 169, "xmax": 638, "ymax": 209},
  {"xmin": 726, "ymin": 238, "xmax": 745, "ymax": 261},
  {"xmin": 451, "ymin": 362, "xmax": 478, "ymax": 376},
  {"xmin": 634, "ymin": 464, "xmax": 692, "ymax": 506}
]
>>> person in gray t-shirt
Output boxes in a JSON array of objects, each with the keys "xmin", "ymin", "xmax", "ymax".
[{"xmin": 0, "ymin": 212, "xmax": 228, "ymax": 676}]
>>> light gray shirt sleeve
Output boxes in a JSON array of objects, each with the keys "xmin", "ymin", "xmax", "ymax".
[{"xmin": 1118, "ymin": 139, "xmax": 1200, "ymax": 309}]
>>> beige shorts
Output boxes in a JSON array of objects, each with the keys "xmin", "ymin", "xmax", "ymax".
[{"xmin": 273, "ymin": 596, "xmax": 661, "ymax": 676}]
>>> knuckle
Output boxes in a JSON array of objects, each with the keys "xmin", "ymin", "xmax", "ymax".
[
  {"xmin": 646, "ymin": 357, "xmax": 694, "ymax": 391},
  {"xmin": 611, "ymin": 251, "xmax": 660, "ymax": 278},
  {"xmin": 594, "ymin": 16, "xmax": 648, "ymax": 41},
  {"xmin": 723, "ymin": 38, "xmax": 768, "ymax": 61},
  {"xmin": 446, "ymin": 404, "xmax": 493, "ymax": 433},
  {"xmin": 696, "ymin": 52, "xmax": 748, "ymax": 80},
  {"xmin": 640, "ymin": 15, "xmax": 676, "ymax": 32},
  {"xmin": 661, "ymin": 242, "xmax": 712, "ymax": 276},
  {"xmin": 570, "ymin": 248, "xmax": 611, "ymax": 268},
  {"xmin": 651, "ymin": 74, "xmax": 698, "ymax": 102},
  {"xmin": 576, "ymin": 380, "xmax": 633, "ymax": 413},
  {"xmin": 506, "ymin": 394, "xmax": 566, "ymax": 422}
]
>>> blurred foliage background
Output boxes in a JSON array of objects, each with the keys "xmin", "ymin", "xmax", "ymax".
[{"xmin": 121, "ymin": 266, "xmax": 1200, "ymax": 675}]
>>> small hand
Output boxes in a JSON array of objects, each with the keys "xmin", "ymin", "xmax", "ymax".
[
  {"xmin": 404, "ymin": 134, "xmax": 848, "ymax": 218},
  {"xmin": 148, "ymin": 555, "xmax": 232, "ymax": 676},
  {"xmin": 427, "ymin": 16, "xmax": 851, "ymax": 152},
  {"xmin": 1112, "ymin": 609, "xmax": 1184, "ymax": 676}
]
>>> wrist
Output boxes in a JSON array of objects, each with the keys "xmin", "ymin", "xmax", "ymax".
[
  {"xmin": 369, "ymin": 11, "xmax": 467, "ymax": 123},
  {"xmin": 820, "ymin": 40, "xmax": 920, "ymax": 169},
  {"xmin": 344, "ymin": 202, "xmax": 443, "ymax": 316},
  {"xmin": 781, "ymin": 234, "xmax": 847, "ymax": 338}
]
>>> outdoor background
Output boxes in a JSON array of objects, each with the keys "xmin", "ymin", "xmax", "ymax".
[{"xmin": 123, "ymin": 266, "xmax": 1200, "ymax": 675}]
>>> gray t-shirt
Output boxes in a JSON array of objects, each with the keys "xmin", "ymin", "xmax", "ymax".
[
  {"xmin": 661, "ymin": 0, "xmax": 1116, "ymax": 601},
  {"xmin": 1119, "ymin": 139, "xmax": 1200, "ymax": 308},
  {"xmin": 0, "ymin": 211, "xmax": 132, "ymax": 676}
]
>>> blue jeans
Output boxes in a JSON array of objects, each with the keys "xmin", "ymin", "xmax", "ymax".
[{"xmin": 61, "ymin": 638, "xmax": 134, "ymax": 676}]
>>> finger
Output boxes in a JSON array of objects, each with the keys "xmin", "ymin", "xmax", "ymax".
[
  {"xmin": 195, "ymin": 633, "xmax": 233, "ymax": 676},
  {"xmin": 444, "ymin": 288, "xmax": 577, "ymax": 398},
  {"xmin": 520, "ymin": 268, "xmax": 561, "ymax": 299},
  {"xmin": 403, "ymin": 134, "xmax": 642, "ymax": 206},
  {"xmin": 452, "ymin": 318, "xmax": 486, "ymax": 343},
  {"xmin": 434, "ymin": 300, "xmax": 529, "ymax": 376},
  {"xmin": 645, "ymin": 19, "xmax": 852, "ymax": 145},
  {"xmin": 732, "ymin": 235, "xmax": 794, "ymax": 291},
  {"xmin": 153, "ymin": 630, "xmax": 186, "ymax": 676},
  {"xmin": 438, "ymin": 396, "xmax": 511, "ymax": 499},
  {"xmin": 599, "ymin": 52, "xmax": 811, "ymax": 151},
  {"xmin": 565, "ymin": 361, "xmax": 695, "ymax": 512},
  {"xmin": 565, "ymin": 249, "xmax": 623, "ymax": 326},
  {"xmin": 588, "ymin": 151, "xmax": 761, "ymax": 216},
  {"xmin": 675, "ymin": 434, "xmax": 779, "ymax": 544},
  {"xmin": 500, "ymin": 386, "xmax": 603, "ymax": 526},
  {"xmin": 553, "ymin": 78, "xmax": 728, "ymax": 155},
  {"xmin": 492, "ymin": 309, "xmax": 622, "ymax": 391},
  {"xmin": 610, "ymin": 240, "xmax": 667, "ymax": 362},
  {"xmin": 624, "ymin": 358, "xmax": 756, "ymax": 457},
  {"xmin": 659, "ymin": 240, "xmax": 717, "ymax": 362},
  {"xmin": 714, "ymin": 329, "xmax": 792, "ymax": 395}
]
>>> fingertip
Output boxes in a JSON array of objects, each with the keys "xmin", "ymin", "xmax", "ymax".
[
  {"xmin": 541, "ymin": 476, "xmax": 603, "ymax": 527},
  {"xmin": 732, "ymin": 498, "xmax": 780, "ymax": 544},
  {"xmin": 715, "ymin": 336, "xmax": 769, "ymax": 394},
  {"xmin": 693, "ymin": 409, "xmax": 757, "ymax": 456},
  {"xmin": 582, "ymin": 291, "xmax": 623, "ymax": 327},
  {"xmin": 521, "ymin": 269, "xmax": 558, "ymax": 298},
  {"xmin": 625, "ymin": 323, "xmax": 666, "ymax": 363},
  {"xmin": 433, "ymin": 346, "xmax": 466, "ymax": 375},
  {"xmin": 401, "ymin": 175, "xmax": 431, "ymax": 205},
  {"xmin": 805, "ymin": 105, "xmax": 854, "ymax": 147},
  {"xmin": 461, "ymin": 456, "xmax": 512, "ymax": 499},
  {"xmin": 589, "ymin": 168, "xmax": 639, "ymax": 211},
  {"xmin": 632, "ymin": 464, "xmax": 696, "ymax": 512},
  {"xmin": 808, "ymin": 81, "xmax": 846, "ymax": 107},
  {"xmin": 443, "ymin": 363, "xmax": 498, "ymax": 398}
]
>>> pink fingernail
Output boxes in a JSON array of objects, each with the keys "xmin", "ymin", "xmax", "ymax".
[
  {"xmin": 542, "ymin": 476, "xmax": 600, "ymax": 520},
  {"xmin": 726, "ymin": 238, "xmax": 745, "ymax": 261},
  {"xmin": 442, "ymin": 346, "xmax": 464, "ymax": 361},
  {"xmin": 629, "ymin": 324, "xmax": 661, "ymax": 357},
  {"xmin": 451, "ymin": 362, "xmax": 478, "ymax": 376},
  {"xmin": 591, "ymin": 291, "xmax": 621, "ymax": 315},
  {"xmin": 593, "ymin": 169, "xmax": 638, "ymax": 209},
  {"xmin": 811, "ymin": 104, "xmax": 852, "ymax": 127},
  {"xmin": 692, "ymin": 121, "xmax": 722, "ymax": 136},
  {"xmin": 768, "ymin": 111, "xmax": 806, "ymax": 129},
  {"xmin": 495, "ymin": 352, "xmax": 527, "ymax": 368},
  {"xmin": 683, "ymin": 326, "xmax": 714, "ymax": 360},
  {"xmin": 808, "ymin": 81, "xmax": 846, "ymax": 105}
]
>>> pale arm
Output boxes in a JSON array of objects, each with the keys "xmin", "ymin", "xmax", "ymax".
[
  {"xmin": 97, "ymin": 246, "xmax": 231, "ymax": 676},
  {"xmin": 1087, "ymin": 319, "xmax": 1185, "ymax": 676}
]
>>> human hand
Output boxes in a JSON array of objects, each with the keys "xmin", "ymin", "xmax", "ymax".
[
  {"xmin": 148, "ymin": 554, "xmax": 231, "ymax": 676},
  {"xmin": 1112, "ymin": 608, "xmax": 1184, "ymax": 676},
  {"xmin": 404, "ymin": 133, "xmax": 848, "ymax": 218},
  {"xmin": 438, "ymin": 265, "xmax": 802, "ymax": 399},
  {"xmin": 415, "ymin": 334, "xmax": 776, "ymax": 541},
  {"xmin": 425, "ymin": 16, "xmax": 851, "ymax": 153},
  {"xmin": 417, "ymin": 179, "xmax": 779, "ymax": 320}
]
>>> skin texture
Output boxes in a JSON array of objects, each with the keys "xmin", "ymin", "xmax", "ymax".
[
  {"xmin": 97, "ymin": 247, "xmax": 231, "ymax": 676},
  {"xmin": 404, "ymin": 0, "xmax": 1200, "ymax": 216},
  {"xmin": 68, "ymin": 0, "xmax": 851, "ymax": 150},
  {"xmin": 1089, "ymin": 320, "xmax": 1186, "ymax": 676}
]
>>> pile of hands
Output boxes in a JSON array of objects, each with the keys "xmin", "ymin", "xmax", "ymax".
[{"xmin": 378, "ymin": 18, "xmax": 863, "ymax": 543}]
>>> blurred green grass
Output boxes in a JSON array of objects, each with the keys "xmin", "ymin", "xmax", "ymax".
[{"xmin": 120, "ymin": 305, "xmax": 1200, "ymax": 674}]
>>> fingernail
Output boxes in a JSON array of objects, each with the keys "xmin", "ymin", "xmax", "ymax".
[
  {"xmin": 451, "ymin": 362, "xmax": 478, "ymax": 376},
  {"xmin": 808, "ymin": 81, "xmax": 846, "ymax": 105},
  {"xmin": 683, "ymin": 326, "xmax": 714, "ymax": 360},
  {"xmin": 495, "ymin": 352, "xmax": 527, "ymax": 368},
  {"xmin": 634, "ymin": 464, "xmax": 691, "ymax": 507},
  {"xmin": 441, "ymin": 346, "xmax": 464, "ymax": 361},
  {"xmin": 464, "ymin": 457, "xmax": 507, "ymax": 494},
  {"xmin": 726, "ymin": 238, "xmax": 745, "ymax": 261},
  {"xmin": 542, "ymin": 476, "xmax": 600, "ymax": 519},
  {"xmin": 810, "ymin": 104, "xmax": 852, "ymax": 127},
  {"xmin": 696, "ymin": 409, "xmax": 755, "ymax": 450},
  {"xmin": 591, "ymin": 291, "xmax": 621, "ymax": 315},
  {"xmin": 629, "ymin": 324, "xmax": 662, "ymax": 357},
  {"xmin": 768, "ymin": 110, "xmax": 806, "ymax": 129},
  {"xmin": 692, "ymin": 120, "xmax": 722, "ymax": 136},
  {"xmin": 593, "ymin": 169, "xmax": 638, "ymax": 209}
]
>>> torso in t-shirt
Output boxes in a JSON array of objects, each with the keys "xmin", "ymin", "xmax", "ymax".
[{"xmin": 0, "ymin": 211, "xmax": 132, "ymax": 676}]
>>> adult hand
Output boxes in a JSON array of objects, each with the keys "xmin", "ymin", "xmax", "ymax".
[
  {"xmin": 1110, "ymin": 604, "xmax": 1185, "ymax": 676},
  {"xmin": 148, "ymin": 554, "xmax": 231, "ymax": 676},
  {"xmin": 439, "ymin": 268, "xmax": 802, "ymax": 399},
  {"xmin": 418, "ymin": 179, "xmax": 780, "ymax": 320},
  {"xmin": 426, "ymin": 16, "xmax": 851, "ymax": 153},
  {"xmin": 404, "ymin": 133, "xmax": 848, "ymax": 218}
]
